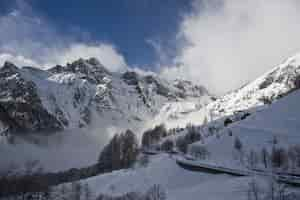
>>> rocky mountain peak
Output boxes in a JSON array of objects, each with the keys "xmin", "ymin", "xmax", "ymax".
[
  {"xmin": 0, "ymin": 61, "xmax": 19, "ymax": 76},
  {"xmin": 48, "ymin": 58, "xmax": 111, "ymax": 84}
]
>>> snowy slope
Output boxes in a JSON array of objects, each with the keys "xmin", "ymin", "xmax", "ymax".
[
  {"xmin": 190, "ymin": 89, "xmax": 300, "ymax": 170},
  {"xmin": 144, "ymin": 97, "xmax": 211, "ymax": 130},
  {"xmin": 76, "ymin": 89, "xmax": 300, "ymax": 200},
  {"xmin": 79, "ymin": 154, "xmax": 252, "ymax": 200}
]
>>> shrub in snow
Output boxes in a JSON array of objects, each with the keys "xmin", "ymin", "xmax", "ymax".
[
  {"xmin": 271, "ymin": 147, "xmax": 288, "ymax": 169},
  {"xmin": 224, "ymin": 118, "xmax": 233, "ymax": 127},
  {"xmin": 247, "ymin": 178, "xmax": 261, "ymax": 200},
  {"xmin": 272, "ymin": 136, "xmax": 278, "ymax": 146},
  {"xmin": 247, "ymin": 150, "xmax": 259, "ymax": 169},
  {"xmin": 233, "ymin": 136, "xmax": 244, "ymax": 164},
  {"xmin": 138, "ymin": 154, "xmax": 150, "ymax": 167},
  {"xmin": 207, "ymin": 126, "xmax": 218, "ymax": 136},
  {"xmin": 228, "ymin": 129, "xmax": 233, "ymax": 136},
  {"xmin": 261, "ymin": 148, "xmax": 270, "ymax": 169},
  {"xmin": 175, "ymin": 136, "xmax": 188, "ymax": 154},
  {"xmin": 288, "ymin": 145, "xmax": 300, "ymax": 171},
  {"xmin": 97, "ymin": 192, "xmax": 141, "ymax": 200},
  {"xmin": 160, "ymin": 139, "xmax": 174, "ymax": 152},
  {"xmin": 145, "ymin": 184, "xmax": 166, "ymax": 200},
  {"xmin": 294, "ymin": 75, "xmax": 300, "ymax": 89},
  {"xmin": 83, "ymin": 183, "xmax": 93, "ymax": 200},
  {"xmin": 259, "ymin": 95, "xmax": 272, "ymax": 105},
  {"xmin": 246, "ymin": 177, "xmax": 294, "ymax": 200},
  {"xmin": 189, "ymin": 145, "xmax": 210, "ymax": 160},
  {"xmin": 96, "ymin": 184, "xmax": 166, "ymax": 200},
  {"xmin": 234, "ymin": 136, "xmax": 243, "ymax": 152},
  {"xmin": 70, "ymin": 182, "xmax": 82, "ymax": 200},
  {"xmin": 1, "ymin": 181, "xmax": 94, "ymax": 200}
]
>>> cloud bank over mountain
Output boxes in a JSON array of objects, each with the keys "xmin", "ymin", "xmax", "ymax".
[
  {"xmin": 0, "ymin": 0, "xmax": 127, "ymax": 71},
  {"xmin": 162, "ymin": 0, "xmax": 300, "ymax": 94}
]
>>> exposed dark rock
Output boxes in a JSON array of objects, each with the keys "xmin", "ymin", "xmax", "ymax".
[
  {"xmin": 0, "ymin": 63, "xmax": 63, "ymax": 133},
  {"xmin": 122, "ymin": 71, "xmax": 139, "ymax": 85}
]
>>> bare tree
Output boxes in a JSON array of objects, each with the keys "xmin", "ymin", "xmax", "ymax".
[
  {"xmin": 246, "ymin": 177, "xmax": 291, "ymax": 200},
  {"xmin": 248, "ymin": 150, "xmax": 259, "ymax": 169},
  {"xmin": 271, "ymin": 147, "xmax": 288, "ymax": 169},
  {"xmin": 234, "ymin": 136, "xmax": 243, "ymax": 152},
  {"xmin": 288, "ymin": 145, "xmax": 300, "ymax": 171},
  {"xmin": 145, "ymin": 184, "xmax": 166, "ymax": 200},
  {"xmin": 71, "ymin": 182, "xmax": 82, "ymax": 200},
  {"xmin": 175, "ymin": 136, "xmax": 188, "ymax": 154},
  {"xmin": 121, "ymin": 129, "xmax": 139, "ymax": 168},
  {"xmin": 83, "ymin": 183, "xmax": 93, "ymax": 200},
  {"xmin": 247, "ymin": 178, "xmax": 260, "ymax": 200},
  {"xmin": 233, "ymin": 136, "xmax": 244, "ymax": 164},
  {"xmin": 161, "ymin": 139, "xmax": 174, "ymax": 152},
  {"xmin": 139, "ymin": 154, "xmax": 149, "ymax": 167},
  {"xmin": 261, "ymin": 148, "xmax": 269, "ymax": 169}
]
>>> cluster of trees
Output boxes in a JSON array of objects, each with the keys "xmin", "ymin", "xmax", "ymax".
[
  {"xmin": 2, "ymin": 181, "xmax": 93, "ymax": 200},
  {"xmin": 189, "ymin": 145, "xmax": 210, "ymax": 160},
  {"xmin": 160, "ymin": 139, "xmax": 174, "ymax": 152},
  {"xmin": 97, "ymin": 184, "xmax": 166, "ymax": 200},
  {"xmin": 0, "ymin": 160, "xmax": 101, "ymax": 198},
  {"xmin": 141, "ymin": 123, "xmax": 205, "ymax": 154},
  {"xmin": 175, "ymin": 124, "xmax": 202, "ymax": 153},
  {"xmin": 246, "ymin": 177, "xmax": 299, "ymax": 200},
  {"xmin": 233, "ymin": 136, "xmax": 300, "ymax": 172},
  {"xmin": 98, "ymin": 129, "xmax": 139, "ymax": 171},
  {"xmin": 268, "ymin": 144, "xmax": 300, "ymax": 170},
  {"xmin": 141, "ymin": 124, "xmax": 167, "ymax": 149}
]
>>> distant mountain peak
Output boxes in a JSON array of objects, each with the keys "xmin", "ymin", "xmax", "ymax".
[
  {"xmin": 207, "ymin": 52, "xmax": 300, "ymax": 119},
  {"xmin": 1, "ymin": 61, "xmax": 19, "ymax": 75}
]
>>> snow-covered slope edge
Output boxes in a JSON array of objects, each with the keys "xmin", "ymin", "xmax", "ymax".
[{"xmin": 188, "ymin": 87, "xmax": 300, "ymax": 174}]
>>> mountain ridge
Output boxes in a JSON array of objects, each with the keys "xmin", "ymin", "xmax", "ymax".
[{"xmin": 0, "ymin": 58, "xmax": 210, "ymax": 135}]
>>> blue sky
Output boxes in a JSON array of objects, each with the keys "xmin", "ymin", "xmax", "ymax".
[
  {"xmin": 0, "ymin": 0, "xmax": 193, "ymax": 69},
  {"xmin": 1, "ymin": 0, "xmax": 300, "ymax": 94}
]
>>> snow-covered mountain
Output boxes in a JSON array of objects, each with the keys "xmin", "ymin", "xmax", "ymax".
[
  {"xmin": 207, "ymin": 53, "xmax": 300, "ymax": 120},
  {"xmin": 154, "ymin": 53, "xmax": 300, "ymax": 130},
  {"xmin": 73, "ymin": 54, "xmax": 300, "ymax": 200},
  {"xmin": 0, "ymin": 58, "xmax": 210, "ymax": 135},
  {"xmin": 2, "ymin": 52, "xmax": 300, "ymax": 199}
]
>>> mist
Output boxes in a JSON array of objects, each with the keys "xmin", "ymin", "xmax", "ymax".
[{"xmin": 161, "ymin": 0, "xmax": 300, "ymax": 94}]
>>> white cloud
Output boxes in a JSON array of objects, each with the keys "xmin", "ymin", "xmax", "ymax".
[
  {"xmin": 162, "ymin": 0, "xmax": 300, "ymax": 94},
  {"xmin": 50, "ymin": 43, "xmax": 127, "ymax": 71},
  {"xmin": 0, "ymin": 53, "xmax": 39, "ymax": 67},
  {"xmin": 0, "ymin": 0, "xmax": 127, "ymax": 72}
]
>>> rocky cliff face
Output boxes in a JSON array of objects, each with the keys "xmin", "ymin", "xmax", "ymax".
[
  {"xmin": 0, "ymin": 58, "xmax": 210, "ymax": 134},
  {"xmin": 0, "ymin": 62, "xmax": 62, "ymax": 133}
]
